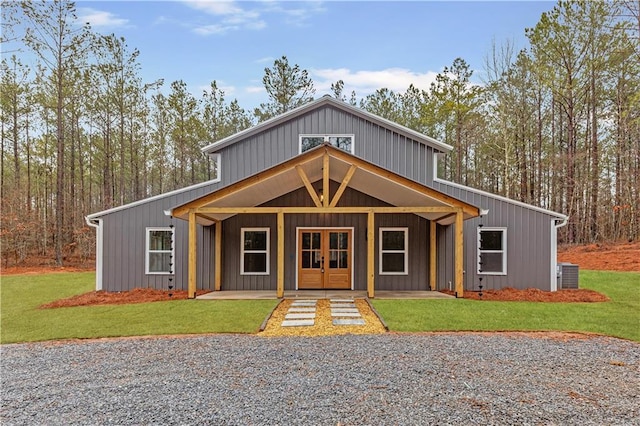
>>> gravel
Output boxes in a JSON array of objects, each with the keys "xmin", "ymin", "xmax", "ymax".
[{"xmin": 1, "ymin": 333, "xmax": 638, "ymax": 425}]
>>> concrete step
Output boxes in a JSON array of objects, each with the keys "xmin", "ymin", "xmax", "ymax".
[
  {"xmin": 333, "ymin": 318, "xmax": 366, "ymax": 326},
  {"xmin": 281, "ymin": 319, "xmax": 315, "ymax": 327},
  {"xmin": 330, "ymin": 308, "xmax": 359, "ymax": 313},
  {"xmin": 288, "ymin": 307, "xmax": 316, "ymax": 313},
  {"xmin": 331, "ymin": 311, "xmax": 362, "ymax": 317},
  {"xmin": 285, "ymin": 313, "xmax": 316, "ymax": 320}
]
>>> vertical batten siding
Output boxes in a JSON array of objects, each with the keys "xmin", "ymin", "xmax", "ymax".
[
  {"xmin": 433, "ymin": 180, "xmax": 555, "ymax": 291},
  {"xmin": 98, "ymin": 181, "xmax": 221, "ymax": 292},
  {"xmin": 219, "ymin": 183, "xmax": 432, "ymax": 292}
]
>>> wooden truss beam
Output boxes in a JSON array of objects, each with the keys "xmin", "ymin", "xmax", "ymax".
[
  {"xmin": 194, "ymin": 206, "xmax": 461, "ymax": 215},
  {"xmin": 188, "ymin": 210, "xmax": 197, "ymax": 299},
  {"xmin": 329, "ymin": 164, "xmax": 357, "ymax": 208},
  {"xmin": 295, "ymin": 165, "xmax": 322, "ymax": 208},
  {"xmin": 322, "ymin": 151, "xmax": 330, "ymax": 207}
]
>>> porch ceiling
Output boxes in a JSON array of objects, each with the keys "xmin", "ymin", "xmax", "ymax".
[{"xmin": 170, "ymin": 144, "xmax": 479, "ymax": 226}]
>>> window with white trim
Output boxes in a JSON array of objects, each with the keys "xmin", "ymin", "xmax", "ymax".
[
  {"xmin": 146, "ymin": 227, "xmax": 174, "ymax": 274},
  {"xmin": 241, "ymin": 228, "xmax": 270, "ymax": 275},
  {"xmin": 379, "ymin": 227, "xmax": 408, "ymax": 275},
  {"xmin": 211, "ymin": 153, "xmax": 222, "ymax": 181},
  {"xmin": 477, "ymin": 227, "xmax": 507, "ymax": 275},
  {"xmin": 299, "ymin": 134, "xmax": 354, "ymax": 154}
]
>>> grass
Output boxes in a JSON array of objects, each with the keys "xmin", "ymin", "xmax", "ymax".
[
  {"xmin": 1, "ymin": 270, "xmax": 638, "ymax": 343},
  {"xmin": 371, "ymin": 270, "xmax": 640, "ymax": 341},
  {"xmin": 0, "ymin": 272, "xmax": 278, "ymax": 344}
]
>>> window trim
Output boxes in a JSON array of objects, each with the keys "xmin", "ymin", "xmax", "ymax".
[
  {"xmin": 379, "ymin": 227, "xmax": 409, "ymax": 275},
  {"xmin": 145, "ymin": 227, "xmax": 174, "ymax": 275},
  {"xmin": 299, "ymin": 134, "xmax": 355, "ymax": 154},
  {"xmin": 240, "ymin": 227, "xmax": 270, "ymax": 275},
  {"xmin": 477, "ymin": 227, "xmax": 507, "ymax": 275},
  {"xmin": 210, "ymin": 153, "xmax": 222, "ymax": 181}
]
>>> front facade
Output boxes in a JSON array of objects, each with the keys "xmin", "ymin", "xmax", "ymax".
[{"xmin": 86, "ymin": 96, "xmax": 567, "ymax": 298}]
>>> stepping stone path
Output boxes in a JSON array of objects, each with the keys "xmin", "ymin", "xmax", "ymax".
[
  {"xmin": 281, "ymin": 300, "xmax": 317, "ymax": 327},
  {"xmin": 278, "ymin": 298, "xmax": 366, "ymax": 327},
  {"xmin": 330, "ymin": 298, "xmax": 366, "ymax": 326}
]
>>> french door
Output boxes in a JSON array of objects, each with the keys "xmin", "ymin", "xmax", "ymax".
[{"xmin": 298, "ymin": 229, "xmax": 352, "ymax": 289}]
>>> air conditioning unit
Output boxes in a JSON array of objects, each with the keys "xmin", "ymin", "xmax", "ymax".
[{"xmin": 557, "ymin": 263, "xmax": 579, "ymax": 289}]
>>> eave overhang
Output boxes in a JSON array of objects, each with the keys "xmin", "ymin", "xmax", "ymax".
[{"xmin": 170, "ymin": 144, "xmax": 480, "ymax": 226}]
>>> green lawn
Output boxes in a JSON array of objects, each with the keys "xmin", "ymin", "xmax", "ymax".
[
  {"xmin": 371, "ymin": 270, "xmax": 640, "ymax": 341},
  {"xmin": 0, "ymin": 272, "xmax": 278, "ymax": 344}
]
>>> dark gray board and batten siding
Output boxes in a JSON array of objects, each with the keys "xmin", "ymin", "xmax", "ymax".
[
  {"xmin": 221, "ymin": 182, "xmax": 432, "ymax": 292},
  {"xmin": 93, "ymin": 101, "xmax": 562, "ymax": 293},
  {"xmin": 433, "ymin": 180, "xmax": 559, "ymax": 292}
]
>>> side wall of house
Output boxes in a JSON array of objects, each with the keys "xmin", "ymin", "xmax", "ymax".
[
  {"xmin": 433, "ymin": 180, "xmax": 556, "ymax": 291},
  {"xmin": 217, "ymin": 105, "xmax": 438, "ymax": 188},
  {"xmin": 100, "ymin": 182, "xmax": 222, "ymax": 292},
  {"xmin": 220, "ymin": 182, "xmax": 432, "ymax": 291}
]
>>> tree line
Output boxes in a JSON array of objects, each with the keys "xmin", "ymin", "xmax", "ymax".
[{"xmin": 1, "ymin": 0, "xmax": 638, "ymax": 266}]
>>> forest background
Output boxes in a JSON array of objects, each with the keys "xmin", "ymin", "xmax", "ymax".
[{"xmin": 1, "ymin": 0, "xmax": 638, "ymax": 267}]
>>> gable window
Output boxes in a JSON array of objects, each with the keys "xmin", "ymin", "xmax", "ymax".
[
  {"xmin": 379, "ymin": 227, "xmax": 408, "ymax": 275},
  {"xmin": 211, "ymin": 153, "xmax": 222, "ymax": 182},
  {"xmin": 241, "ymin": 228, "xmax": 270, "ymax": 275},
  {"xmin": 477, "ymin": 227, "xmax": 507, "ymax": 275},
  {"xmin": 300, "ymin": 134, "xmax": 354, "ymax": 154},
  {"xmin": 146, "ymin": 228, "xmax": 174, "ymax": 274}
]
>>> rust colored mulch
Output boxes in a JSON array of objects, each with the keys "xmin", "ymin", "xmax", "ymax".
[
  {"xmin": 558, "ymin": 241, "xmax": 640, "ymax": 272},
  {"xmin": 442, "ymin": 287, "xmax": 609, "ymax": 302},
  {"xmin": 40, "ymin": 288, "xmax": 209, "ymax": 309}
]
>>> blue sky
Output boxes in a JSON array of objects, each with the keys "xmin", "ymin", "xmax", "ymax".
[{"xmin": 61, "ymin": 1, "xmax": 556, "ymax": 109}]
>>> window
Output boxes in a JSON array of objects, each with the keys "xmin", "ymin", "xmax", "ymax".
[
  {"xmin": 477, "ymin": 227, "xmax": 507, "ymax": 275},
  {"xmin": 299, "ymin": 134, "xmax": 354, "ymax": 154},
  {"xmin": 241, "ymin": 228, "xmax": 270, "ymax": 275},
  {"xmin": 146, "ymin": 228, "xmax": 174, "ymax": 274},
  {"xmin": 379, "ymin": 228, "xmax": 408, "ymax": 275},
  {"xmin": 211, "ymin": 153, "xmax": 222, "ymax": 182}
]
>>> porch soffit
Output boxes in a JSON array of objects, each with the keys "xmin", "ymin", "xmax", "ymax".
[{"xmin": 170, "ymin": 144, "xmax": 480, "ymax": 226}]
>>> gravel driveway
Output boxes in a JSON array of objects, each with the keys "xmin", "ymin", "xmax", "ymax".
[{"xmin": 1, "ymin": 333, "xmax": 638, "ymax": 425}]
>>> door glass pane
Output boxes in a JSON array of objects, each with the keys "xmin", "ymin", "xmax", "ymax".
[
  {"xmin": 382, "ymin": 231, "xmax": 405, "ymax": 250},
  {"xmin": 329, "ymin": 251, "xmax": 338, "ymax": 268},
  {"xmin": 339, "ymin": 232, "xmax": 348, "ymax": 249},
  {"xmin": 302, "ymin": 251, "xmax": 311, "ymax": 268},
  {"xmin": 339, "ymin": 251, "xmax": 348, "ymax": 268},
  {"xmin": 312, "ymin": 232, "xmax": 321, "ymax": 249},
  {"xmin": 302, "ymin": 233, "xmax": 311, "ymax": 250},
  {"xmin": 311, "ymin": 250, "xmax": 322, "ymax": 268},
  {"xmin": 382, "ymin": 253, "xmax": 405, "ymax": 273},
  {"xmin": 330, "ymin": 233, "xmax": 338, "ymax": 249}
]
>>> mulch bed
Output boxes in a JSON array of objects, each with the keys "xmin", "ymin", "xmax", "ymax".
[
  {"xmin": 40, "ymin": 288, "xmax": 209, "ymax": 309},
  {"xmin": 558, "ymin": 241, "xmax": 640, "ymax": 272},
  {"xmin": 441, "ymin": 287, "xmax": 609, "ymax": 302}
]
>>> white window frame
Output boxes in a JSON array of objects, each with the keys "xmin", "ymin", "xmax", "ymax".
[
  {"xmin": 299, "ymin": 134, "xmax": 355, "ymax": 154},
  {"xmin": 477, "ymin": 227, "xmax": 507, "ymax": 275},
  {"xmin": 379, "ymin": 227, "xmax": 409, "ymax": 275},
  {"xmin": 145, "ymin": 227, "xmax": 174, "ymax": 275},
  {"xmin": 241, "ymin": 227, "xmax": 270, "ymax": 275}
]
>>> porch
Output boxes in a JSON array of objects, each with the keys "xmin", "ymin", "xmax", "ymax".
[{"xmin": 196, "ymin": 290, "xmax": 455, "ymax": 300}]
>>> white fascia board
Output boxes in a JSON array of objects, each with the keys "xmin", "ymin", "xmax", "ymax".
[
  {"xmin": 86, "ymin": 177, "xmax": 221, "ymax": 220},
  {"xmin": 434, "ymin": 177, "xmax": 568, "ymax": 219}
]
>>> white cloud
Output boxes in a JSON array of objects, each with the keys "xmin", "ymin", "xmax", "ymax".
[
  {"xmin": 78, "ymin": 8, "xmax": 129, "ymax": 28},
  {"xmin": 311, "ymin": 68, "xmax": 440, "ymax": 97},
  {"xmin": 183, "ymin": 0, "xmax": 325, "ymax": 35},
  {"xmin": 245, "ymin": 86, "xmax": 265, "ymax": 94}
]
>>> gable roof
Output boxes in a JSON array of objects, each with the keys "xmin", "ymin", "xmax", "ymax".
[
  {"xmin": 201, "ymin": 95, "xmax": 453, "ymax": 155},
  {"xmin": 170, "ymin": 144, "xmax": 479, "ymax": 226}
]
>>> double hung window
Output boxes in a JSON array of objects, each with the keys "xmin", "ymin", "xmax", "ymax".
[
  {"xmin": 146, "ymin": 228, "xmax": 174, "ymax": 274},
  {"xmin": 379, "ymin": 228, "xmax": 408, "ymax": 275},
  {"xmin": 241, "ymin": 228, "xmax": 270, "ymax": 275},
  {"xmin": 477, "ymin": 228, "xmax": 507, "ymax": 274}
]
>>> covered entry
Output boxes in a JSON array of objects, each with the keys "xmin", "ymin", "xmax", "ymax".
[
  {"xmin": 169, "ymin": 144, "xmax": 480, "ymax": 299},
  {"xmin": 298, "ymin": 228, "xmax": 353, "ymax": 290}
]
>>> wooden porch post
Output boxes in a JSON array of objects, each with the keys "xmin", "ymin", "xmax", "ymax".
[
  {"xmin": 277, "ymin": 211, "xmax": 285, "ymax": 298},
  {"xmin": 188, "ymin": 210, "xmax": 197, "ymax": 299},
  {"xmin": 455, "ymin": 209, "xmax": 464, "ymax": 298},
  {"xmin": 429, "ymin": 220, "xmax": 437, "ymax": 291},
  {"xmin": 367, "ymin": 211, "xmax": 375, "ymax": 298},
  {"xmin": 214, "ymin": 220, "xmax": 222, "ymax": 291}
]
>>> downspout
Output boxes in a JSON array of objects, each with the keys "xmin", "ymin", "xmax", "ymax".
[
  {"xmin": 85, "ymin": 216, "xmax": 103, "ymax": 291},
  {"xmin": 550, "ymin": 217, "xmax": 568, "ymax": 292}
]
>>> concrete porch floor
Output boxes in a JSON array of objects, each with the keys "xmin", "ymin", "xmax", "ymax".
[{"xmin": 196, "ymin": 290, "xmax": 455, "ymax": 300}]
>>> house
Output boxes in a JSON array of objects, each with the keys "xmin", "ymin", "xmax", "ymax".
[{"xmin": 85, "ymin": 96, "xmax": 567, "ymax": 298}]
